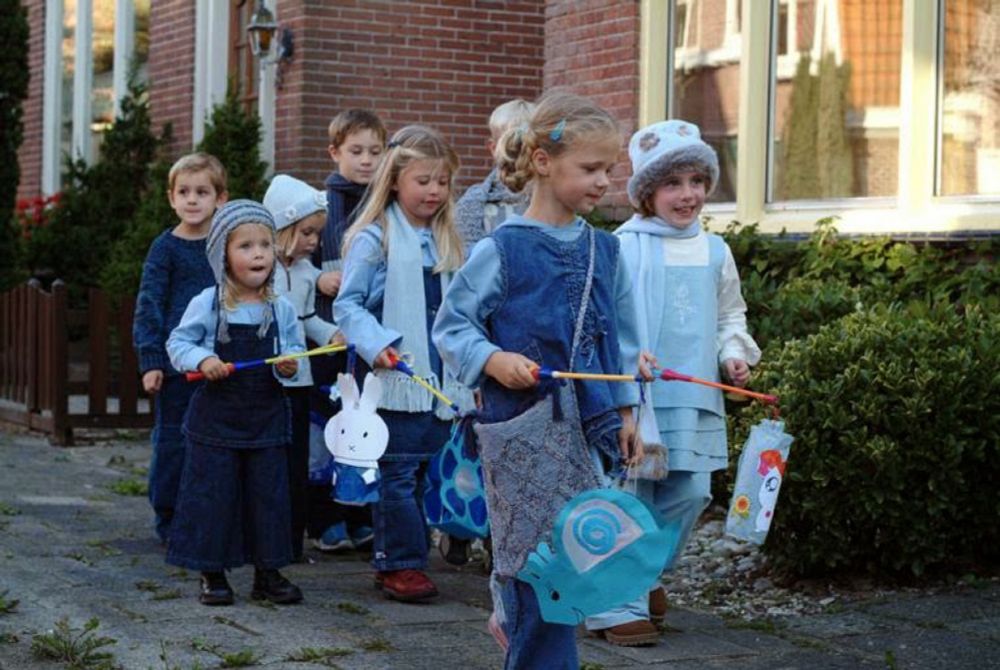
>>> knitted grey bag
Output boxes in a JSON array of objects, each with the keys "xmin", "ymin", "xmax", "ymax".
[{"xmin": 475, "ymin": 226, "xmax": 604, "ymax": 578}]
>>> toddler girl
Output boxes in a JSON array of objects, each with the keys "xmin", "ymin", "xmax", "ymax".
[{"xmin": 166, "ymin": 200, "xmax": 305, "ymax": 606}]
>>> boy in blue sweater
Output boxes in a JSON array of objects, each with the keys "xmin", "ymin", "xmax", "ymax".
[{"xmin": 133, "ymin": 153, "xmax": 228, "ymax": 544}]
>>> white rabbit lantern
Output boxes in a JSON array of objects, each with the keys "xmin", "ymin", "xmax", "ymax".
[{"xmin": 324, "ymin": 373, "xmax": 390, "ymax": 506}]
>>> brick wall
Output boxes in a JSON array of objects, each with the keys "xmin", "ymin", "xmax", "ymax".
[
  {"xmin": 274, "ymin": 0, "xmax": 545, "ymax": 192},
  {"xmin": 543, "ymin": 0, "xmax": 641, "ymax": 215},
  {"xmin": 16, "ymin": 0, "xmax": 45, "ymax": 200},
  {"xmin": 147, "ymin": 0, "xmax": 196, "ymax": 154}
]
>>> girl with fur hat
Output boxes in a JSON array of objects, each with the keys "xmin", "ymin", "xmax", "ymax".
[
  {"xmin": 166, "ymin": 200, "xmax": 306, "ymax": 606},
  {"xmin": 432, "ymin": 91, "xmax": 643, "ymax": 667},
  {"xmin": 264, "ymin": 175, "xmax": 347, "ymax": 562},
  {"xmin": 593, "ymin": 120, "xmax": 762, "ymax": 640},
  {"xmin": 334, "ymin": 125, "xmax": 474, "ymax": 604}
]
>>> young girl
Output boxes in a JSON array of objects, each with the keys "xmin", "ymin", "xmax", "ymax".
[
  {"xmin": 333, "ymin": 125, "xmax": 473, "ymax": 603},
  {"xmin": 264, "ymin": 175, "xmax": 341, "ymax": 562},
  {"xmin": 166, "ymin": 200, "xmax": 306, "ymax": 606},
  {"xmin": 604, "ymin": 119, "xmax": 762, "ymax": 636},
  {"xmin": 432, "ymin": 92, "xmax": 643, "ymax": 669}
]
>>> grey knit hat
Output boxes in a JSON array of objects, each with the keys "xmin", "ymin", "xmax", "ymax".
[
  {"xmin": 626, "ymin": 120, "xmax": 720, "ymax": 207},
  {"xmin": 205, "ymin": 199, "xmax": 277, "ymax": 342}
]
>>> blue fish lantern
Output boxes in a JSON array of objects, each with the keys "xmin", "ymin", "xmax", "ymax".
[
  {"xmin": 726, "ymin": 419, "xmax": 793, "ymax": 545},
  {"xmin": 424, "ymin": 417, "xmax": 489, "ymax": 540},
  {"xmin": 517, "ymin": 489, "xmax": 683, "ymax": 625}
]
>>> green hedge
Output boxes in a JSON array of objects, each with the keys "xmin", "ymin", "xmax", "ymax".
[{"xmin": 731, "ymin": 304, "xmax": 1000, "ymax": 577}]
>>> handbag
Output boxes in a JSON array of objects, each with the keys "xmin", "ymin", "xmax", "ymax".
[
  {"xmin": 474, "ymin": 227, "xmax": 603, "ymax": 578},
  {"xmin": 725, "ymin": 418, "xmax": 793, "ymax": 545}
]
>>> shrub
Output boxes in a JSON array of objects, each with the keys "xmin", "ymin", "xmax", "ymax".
[
  {"xmin": 196, "ymin": 85, "xmax": 267, "ymax": 201},
  {"xmin": 731, "ymin": 304, "xmax": 1000, "ymax": 577},
  {"xmin": 0, "ymin": 0, "xmax": 29, "ymax": 290}
]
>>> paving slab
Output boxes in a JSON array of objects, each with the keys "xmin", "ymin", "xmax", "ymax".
[{"xmin": 1, "ymin": 429, "xmax": 998, "ymax": 669}]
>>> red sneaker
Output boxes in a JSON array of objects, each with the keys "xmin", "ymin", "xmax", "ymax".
[{"xmin": 378, "ymin": 569, "xmax": 439, "ymax": 602}]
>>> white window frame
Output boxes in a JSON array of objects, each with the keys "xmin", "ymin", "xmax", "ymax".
[
  {"xmin": 638, "ymin": 0, "xmax": 1000, "ymax": 237},
  {"xmin": 193, "ymin": 0, "xmax": 230, "ymax": 146},
  {"xmin": 42, "ymin": 0, "xmax": 142, "ymax": 192}
]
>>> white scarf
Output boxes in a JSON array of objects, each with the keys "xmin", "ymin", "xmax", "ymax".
[
  {"xmin": 378, "ymin": 203, "xmax": 474, "ymax": 420},
  {"xmin": 615, "ymin": 215, "xmax": 703, "ymax": 449}
]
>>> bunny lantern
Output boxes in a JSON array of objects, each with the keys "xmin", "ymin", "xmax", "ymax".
[{"xmin": 324, "ymin": 373, "xmax": 390, "ymax": 506}]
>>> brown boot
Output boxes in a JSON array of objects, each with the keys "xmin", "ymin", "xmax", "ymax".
[
  {"xmin": 648, "ymin": 585, "xmax": 668, "ymax": 625},
  {"xmin": 594, "ymin": 619, "xmax": 659, "ymax": 647}
]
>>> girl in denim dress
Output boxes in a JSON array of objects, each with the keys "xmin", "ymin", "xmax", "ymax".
[
  {"xmin": 432, "ymin": 92, "xmax": 643, "ymax": 669},
  {"xmin": 166, "ymin": 200, "xmax": 305, "ymax": 606}
]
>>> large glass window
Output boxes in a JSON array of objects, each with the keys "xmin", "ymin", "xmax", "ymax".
[
  {"xmin": 670, "ymin": 0, "xmax": 740, "ymax": 202},
  {"xmin": 90, "ymin": 0, "xmax": 115, "ymax": 163},
  {"xmin": 770, "ymin": 0, "xmax": 903, "ymax": 201},
  {"xmin": 61, "ymin": 0, "xmax": 77, "ymax": 163},
  {"xmin": 939, "ymin": 0, "xmax": 1000, "ymax": 196}
]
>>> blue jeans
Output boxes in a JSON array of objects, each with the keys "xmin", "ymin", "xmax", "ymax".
[
  {"xmin": 149, "ymin": 375, "xmax": 198, "ymax": 542},
  {"xmin": 585, "ymin": 470, "xmax": 712, "ymax": 630},
  {"xmin": 500, "ymin": 578, "xmax": 577, "ymax": 670},
  {"xmin": 372, "ymin": 458, "xmax": 431, "ymax": 571}
]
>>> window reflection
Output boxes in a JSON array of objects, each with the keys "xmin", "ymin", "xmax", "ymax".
[{"xmin": 939, "ymin": 0, "xmax": 1000, "ymax": 196}]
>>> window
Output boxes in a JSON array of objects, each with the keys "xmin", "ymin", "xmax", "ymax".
[
  {"xmin": 229, "ymin": 0, "xmax": 260, "ymax": 111},
  {"xmin": 641, "ymin": 0, "xmax": 1000, "ymax": 235},
  {"xmin": 938, "ymin": 0, "xmax": 1000, "ymax": 196},
  {"xmin": 44, "ymin": 0, "xmax": 149, "ymax": 191},
  {"xmin": 770, "ymin": 0, "xmax": 903, "ymax": 201},
  {"xmin": 670, "ymin": 0, "xmax": 740, "ymax": 202}
]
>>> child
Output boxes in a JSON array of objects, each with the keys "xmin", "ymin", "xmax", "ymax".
[
  {"xmin": 133, "ymin": 152, "xmax": 227, "ymax": 544},
  {"xmin": 334, "ymin": 125, "xmax": 473, "ymax": 603},
  {"xmin": 598, "ymin": 119, "xmax": 762, "ymax": 640},
  {"xmin": 264, "ymin": 175, "xmax": 341, "ymax": 562},
  {"xmin": 432, "ymin": 92, "xmax": 643, "ymax": 669},
  {"xmin": 310, "ymin": 109, "xmax": 387, "ymax": 550},
  {"xmin": 446, "ymin": 98, "xmax": 534, "ymax": 567},
  {"xmin": 166, "ymin": 200, "xmax": 306, "ymax": 606},
  {"xmin": 454, "ymin": 99, "xmax": 534, "ymax": 253}
]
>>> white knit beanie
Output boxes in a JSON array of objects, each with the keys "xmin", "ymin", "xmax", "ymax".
[
  {"xmin": 626, "ymin": 120, "xmax": 720, "ymax": 207},
  {"xmin": 263, "ymin": 174, "xmax": 327, "ymax": 231}
]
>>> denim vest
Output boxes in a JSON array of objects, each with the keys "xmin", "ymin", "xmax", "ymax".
[
  {"xmin": 480, "ymin": 224, "xmax": 622, "ymax": 449},
  {"xmin": 651, "ymin": 233, "xmax": 726, "ymax": 415}
]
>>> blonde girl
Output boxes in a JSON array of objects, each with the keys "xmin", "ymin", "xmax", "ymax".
[
  {"xmin": 334, "ymin": 125, "xmax": 473, "ymax": 603},
  {"xmin": 432, "ymin": 91, "xmax": 644, "ymax": 668},
  {"xmin": 166, "ymin": 200, "xmax": 305, "ymax": 607}
]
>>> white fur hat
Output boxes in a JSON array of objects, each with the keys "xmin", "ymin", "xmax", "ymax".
[
  {"xmin": 263, "ymin": 174, "xmax": 327, "ymax": 231},
  {"xmin": 626, "ymin": 120, "xmax": 720, "ymax": 207}
]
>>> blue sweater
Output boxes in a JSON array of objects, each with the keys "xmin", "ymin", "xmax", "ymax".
[{"xmin": 133, "ymin": 230, "xmax": 216, "ymax": 375}]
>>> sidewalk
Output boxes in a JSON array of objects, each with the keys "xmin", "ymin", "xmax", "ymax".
[{"xmin": 0, "ymin": 428, "xmax": 997, "ymax": 669}]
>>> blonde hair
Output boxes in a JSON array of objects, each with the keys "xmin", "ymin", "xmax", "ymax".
[
  {"xmin": 343, "ymin": 125, "xmax": 464, "ymax": 273},
  {"xmin": 168, "ymin": 152, "xmax": 227, "ymax": 193},
  {"xmin": 222, "ymin": 222, "xmax": 276, "ymax": 309},
  {"xmin": 496, "ymin": 91, "xmax": 620, "ymax": 193},
  {"xmin": 328, "ymin": 109, "xmax": 387, "ymax": 148},
  {"xmin": 489, "ymin": 99, "xmax": 535, "ymax": 139},
  {"xmin": 275, "ymin": 211, "xmax": 325, "ymax": 265}
]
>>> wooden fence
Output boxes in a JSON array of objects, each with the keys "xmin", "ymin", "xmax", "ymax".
[{"xmin": 0, "ymin": 281, "xmax": 152, "ymax": 444}]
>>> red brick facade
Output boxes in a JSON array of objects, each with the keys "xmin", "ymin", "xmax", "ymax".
[
  {"xmin": 147, "ymin": 0, "xmax": 197, "ymax": 155},
  {"xmin": 16, "ymin": 1, "xmax": 46, "ymax": 200},
  {"xmin": 544, "ymin": 0, "xmax": 641, "ymax": 214},
  {"xmin": 273, "ymin": 0, "xmax": 545, "ymax": 190}
]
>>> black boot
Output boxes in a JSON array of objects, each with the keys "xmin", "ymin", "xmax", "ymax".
[
  {"xmin": 251, "ymin": 568, "xmax": 302, "ymax": 604},
  {"xmin": 199, "ymin": 571, "xmax": 234, "ymax": 606}
]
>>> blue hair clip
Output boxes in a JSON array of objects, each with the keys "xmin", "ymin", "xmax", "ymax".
[{"xmin": 549, "ymin": 118, "xmax": 566, "ymax": 142}]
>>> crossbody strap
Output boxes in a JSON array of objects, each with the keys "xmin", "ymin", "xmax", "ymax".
[{"xmin": 569, "ymin": 225, "xmax": 596, "ymax": 371}]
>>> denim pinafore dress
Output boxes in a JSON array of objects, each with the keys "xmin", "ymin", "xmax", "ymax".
[{"xmin": 166, "ymin": 302, "xmax": 293, "ymax": 571}]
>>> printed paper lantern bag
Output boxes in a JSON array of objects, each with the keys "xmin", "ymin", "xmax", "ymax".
[
  {"xmin": 324, "ymin": 373, "xmax": 389, "ymax": 506},
  {"xmin": 725, "ymin": 418, "xmax": 793, "ymax": 545},
  {"xmin": 424, "ymin": 416, "xmax": 490, "ymax": 540}
]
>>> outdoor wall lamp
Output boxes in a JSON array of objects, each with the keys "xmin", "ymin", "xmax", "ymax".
[{"xmin": 247, "ymin": 2, "xmax": 294, "ymax": 66}]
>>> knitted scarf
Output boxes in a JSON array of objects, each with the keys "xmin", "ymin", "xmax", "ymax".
[{"xmin": 377, "ymin": 202, "xmax": 474, "ymax": 420}]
